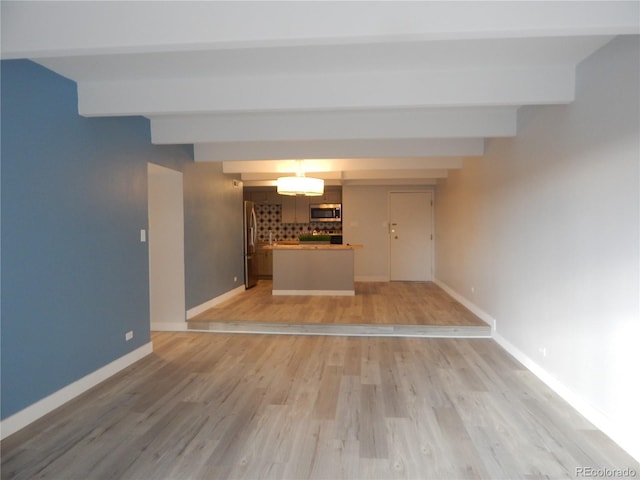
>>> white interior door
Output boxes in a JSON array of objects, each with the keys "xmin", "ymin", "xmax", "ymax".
[
  {"xmin": 148, "ymin": 163, "xmax": 186, "ymax": 328},
  {"xmin": 389, "ymin": 191, "xmax": 433, "ymax": 281}
]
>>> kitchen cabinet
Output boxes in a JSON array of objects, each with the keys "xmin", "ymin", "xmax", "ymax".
[
  {"xmin": 265, "ymin": 244, "xmax": 363, "ymax": 295},
  {"xmin": 255, "ymin": 247, "xmax": 273, "ymax": 277},
  {"xmin": 281, "ymin": 195, "xmax": 310, "ymax": 223},
  {"xmin": 247, "ymin": 189, "xmax": 281, "ymax": 205},
  {"xmin": 245, "ymin": 187, "xmax": 340, "ymax": 205},
  {"xmin": 317, "ymin": 188, "xmax": 342, "ymax": 204}
]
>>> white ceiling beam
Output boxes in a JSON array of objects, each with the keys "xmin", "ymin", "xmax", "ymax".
[
  {"xmin": 342, "ymin": 178, "xmax": 439, "ymax": 186},
  {"xmin": 241, "ymin": 177, "xmax": 440, "ymax": 187},
  {"xmin": 241, "ymin": 179, "xmax": 346, "ymax": 188},
  {"xmin": 150, "ymin": 107, "xmax": 517, "ymax": 144},
  {"xmin": 78, "ymin": 66, "xmax": 574, "ymax": 117},
  {"xmin": 2, "ymin": 1, "xmax": 637, "ymax": 59},
  {"xmin": 199, "ymin": 139, "xmax": 479, "ymax": 162},
  {"xmin": 341, "ymin": 169, "xmax": 449, "ymax": 180},
  {"xmin": 32, "ymin": 35, "xmax": 612, "ymax": 88},
  {"xmin": 31, "ymin": 36, "xmax": 612, "ymax": 83},
  {"xmin": 241, "ymin": 172, "xmax": 342, "ymax": 181},
  {"xmin": 222, "ymin": 158, "xmax": 462, "ymax": 175},
  {"xmin": 240, "ymin": 169, "xmax": 450, "ymax": 181},
  {"xmin": 239, "ymin": 171, "xmax": 450, "ymax": 182}
]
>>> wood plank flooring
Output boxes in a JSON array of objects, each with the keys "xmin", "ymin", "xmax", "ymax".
[
  {"xmin": 188, "ymin": 281, "xmax": 491, "ymax": 337},
  {"xmin": 2, "ymin": 332, "xmax": 637, "ymax": 480}
]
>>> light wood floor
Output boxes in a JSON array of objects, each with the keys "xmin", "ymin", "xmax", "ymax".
[
  {"xmin": 190, "ymin": 280, "xmax": 487, "ymax": 327},
  {"xmin": 2, "ymin": 332, "xmax": 637, "ymax": 479}
]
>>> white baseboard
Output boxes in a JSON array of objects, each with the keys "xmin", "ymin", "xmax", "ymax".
[
  {"xmin": 354, "ymin": 275, "xmax": 389, "ymax": 282},
  {"xmin": 433, "ymin": 278, "xmax": 496, "ymax": 332},
  {"xmin": 433, "ymin": 278, "xmax": 638, "ymax": 462},
  {"xmin": 186, "ymin": 285, "xmax": 245, "ymax": 319},
  {"xmin": 493, "ymin": 332, "xmax": 639, "ymax": 462},
  {"xmin": 272, "ymin": 289, "xmax": 355, "ymax": 296},
  {"xmin": 151, "ymin": 322, "xmax": 188, "ymax": 331},
  {"xmin": 0, "ymin": 342, "xmax": 153, "ymax": 440}
]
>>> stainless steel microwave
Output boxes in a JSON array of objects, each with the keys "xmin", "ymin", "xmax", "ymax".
[{"xmin": 310, "ymin": 203, "xmax": 341, "ymax": 222}]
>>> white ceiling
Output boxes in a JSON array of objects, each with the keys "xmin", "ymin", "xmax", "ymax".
[{"xmin": 2, "ymin": 1, "xmax": 638, "ymax": 186}]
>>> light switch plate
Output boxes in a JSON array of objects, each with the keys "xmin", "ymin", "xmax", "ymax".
[{"xmin": 140, "ymin": 229, "xmax": 146, "ymax": 242}]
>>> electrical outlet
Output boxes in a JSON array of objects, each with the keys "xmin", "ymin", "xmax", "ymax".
[
  {"xmin": 471, "ymin": 286, "xmax": 475, "ymax": 294},
  {"xmin": 140, "ymin": 229, "xmax": 146, "ymax": 243},
  {"xmin": 538, "ymin": 346, "xmax": 547, "ymax": 357},
  {"xmin": 233, "ymin": 276, "xmax": 238, "ymax": 283},
  {"xmin": 125, "ymin": 331, "xmax": 133, "ymax": 341}
]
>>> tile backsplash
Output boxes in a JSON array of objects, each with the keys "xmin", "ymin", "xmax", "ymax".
[{"xmin": 255, "ymin": 204, "xmax": 342, "ymax": 242}]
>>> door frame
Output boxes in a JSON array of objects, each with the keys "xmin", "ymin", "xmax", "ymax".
[
  {"xmin": 147, "ymin": 163, "xmax": 186, "ymax": 330},
  {"xmin": 387, "ymin": 190, "xmax": 434, "ymax": 281}
]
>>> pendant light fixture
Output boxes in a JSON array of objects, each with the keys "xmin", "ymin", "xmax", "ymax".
[{"xmin": 276, "ymin": 161, "xmax": 324, "ymax": 196}]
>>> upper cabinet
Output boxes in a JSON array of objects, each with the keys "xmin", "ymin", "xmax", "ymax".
[
  {"xmin": 245, "ymin": 186, "xmax": 342, "ymax": 224},
  {"xmin": 316, "ymin": 188, "xmax": 342, "ymax": 204},
  {"xmin": 245, "ymin": 189, "xmax": 282, "ymax": 204},
  {"xmin": 281, "ymin": 195, "xmax": 310, "ymax": 224},
  {"xmin": 280, "ymin": 188, "xmax": 342, "ymax": 224}
]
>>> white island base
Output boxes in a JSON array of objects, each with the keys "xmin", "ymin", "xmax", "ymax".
[{"xmin": 267, "ymin": 245, "xmax": 362, "ymax": 296}]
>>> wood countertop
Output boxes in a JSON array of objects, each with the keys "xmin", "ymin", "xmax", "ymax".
[{"xmin": 263, "ymin": 244, "xmax": 363, "ymax": 250}]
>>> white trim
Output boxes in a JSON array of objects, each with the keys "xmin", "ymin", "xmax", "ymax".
[
  {"xmin": 433, "ymin": 277, "xmax": 496, "ymax": 332},
  {"xmin": 272, "ymin": 289, "xmax": 355, "ymax": 296},
  {"xmin": 355, "ymin": 275, "xmax": 389, "ymax": 282},
  {"xmin": 0, "ymin": 342, "xmax": 153, "ymax": 440},
  {"xmin": 493, "ymin": 333, "xmax": 640, "ymax": 462},
  {"xmin": 147, "ymin": 163, "xmax": 186, "ymax": 331},
  {"xmin": 186, "ymin": 285, "xmax": 245, "ymax": 319},
  {"xmin": 151, "ymin": 322, "xmax": 188, "ymax": 332},
  {"xmin": 187, "ymin": 323, "xmax": 490, "ymax": 338},
  {"xmin": 432, "ymin": 278, "xmax": 638, "ymax": 461}
]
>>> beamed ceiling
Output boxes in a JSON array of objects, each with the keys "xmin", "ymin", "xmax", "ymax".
[{"xmin": 2, "ymin": 1, "xmax": 639, "ymax": 186}]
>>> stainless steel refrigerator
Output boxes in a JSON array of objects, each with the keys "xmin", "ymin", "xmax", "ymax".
[{"xmin": 243, "ymin": 201, "xmax": 258, "ymax": 289}]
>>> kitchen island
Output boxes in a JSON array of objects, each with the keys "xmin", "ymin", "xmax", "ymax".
[{"xmin": 263, "ymin": 244, "xmax": 363, "ymax": 296}]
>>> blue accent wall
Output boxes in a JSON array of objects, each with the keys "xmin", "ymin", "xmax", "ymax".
[{"xmin": 0, "ymin": 60, "xmax": 194, "ymax": 419}]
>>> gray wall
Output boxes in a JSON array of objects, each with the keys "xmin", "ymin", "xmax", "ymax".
[
  {"xmin": 342, "ymin": 185, "xmax": 434, "ymax": 281},
  {"xmin": 183, "ymin": 162, "xmax": 244, "ymax": 309},
  {"xmin": 434, "ymin": 36, "xmax": 640, "ymax": 458}
]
